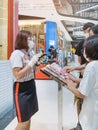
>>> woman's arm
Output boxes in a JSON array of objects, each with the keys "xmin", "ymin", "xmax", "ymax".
[
  {"xmin": 12, "ymin": 53, "xmax": 43, "ymax": 80},
  {"xmin": 12, "ymin": 65, "xmax": 31, "ymax": 80},
  {"xmin": 68, "ymin": 73, "xmax": 81, "ymax": 83},
  {"xmin": 66, "ymin": 79, "xmax": 85, "ymax": 99},
  {"xmin": 65, "ymin": 63, "xmax": 86, "ymax": 73}
]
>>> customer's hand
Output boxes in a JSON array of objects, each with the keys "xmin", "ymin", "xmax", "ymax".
[
  {"xmin": 68, "ymin": 73, "xmax": 81, "ymax": 83},
  {"xmin": 65, "ymin": 66, "xmax": 75, "ymax": 73},
  {"xmin": 60, "ymin": 68, "xmax": 67, "ymax": 75},
  {"xmin": 66, "ymin": 79, "xmax": 76, "ymax": 90}
]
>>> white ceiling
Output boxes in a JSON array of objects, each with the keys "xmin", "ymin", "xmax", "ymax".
[
  {"xmin": 18, "ymin": 0, "xmax": 98, "ymax": 41},
  {"xmin": 18, "ymin": 0, "xmax": 73, "ymax": 41}
]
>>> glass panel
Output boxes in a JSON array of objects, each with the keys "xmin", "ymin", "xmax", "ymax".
[
  {"xmin": 0, "ymin": 8, "xmax": 8, "ymax": 18},
  {"xmin": 0, "ymin": 0, "xmax": 8, "ymax": 8},
  {"xmin": 0, "ymin": 0, "xmax": 8, "ymax": 60}
]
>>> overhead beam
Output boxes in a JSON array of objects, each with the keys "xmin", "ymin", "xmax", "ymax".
[
  {"xmin": 71, "ymin": 2, "xmax": 98, "ymax": 5},
  {"xmin": 75, "ymin": 4, "xmax": 98, "ymax": 14},
  {"xmin": 19, "ymin": 15, "xmax": 45, "ymax": 20},
  {"xmin": 58, "ymin": 12, "xmax": 98, "ymax": 24}
]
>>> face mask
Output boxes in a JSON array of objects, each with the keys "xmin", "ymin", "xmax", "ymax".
[
  {"xmin": 28, "ymin": 40, "xmax": 35, "ymax": 50},
  {"xmin": 28, "ymin": 41, "xmax": 35, "ymax": 58},
  {"xmin": 84, "ymin": 33, "xmax": 89, "ymax": 38}
]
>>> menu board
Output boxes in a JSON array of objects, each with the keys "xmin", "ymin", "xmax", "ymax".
[{"xmin": 40, "ymin": 63, "xmax": 77, "ymax": 86}]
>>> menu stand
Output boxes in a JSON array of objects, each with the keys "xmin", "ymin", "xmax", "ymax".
[
  {"xmin": 58, "ymin": 82, "xmax": 63, "ymax": 130},
  {"xmin": 40, "ymin": 67, "xmax": 67, "ymax": 130}
]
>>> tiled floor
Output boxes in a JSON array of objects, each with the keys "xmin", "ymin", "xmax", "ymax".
[{"xmin": 5, "ymin": 80, "xmax": 78, "ymax": 130}]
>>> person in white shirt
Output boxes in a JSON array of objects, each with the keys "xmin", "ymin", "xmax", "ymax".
[
  {"xmin": 10, "ymin": 30, "xmax": 42, "ymax": 130},
  {"xmin": 66, "ymin": 35, "xmax": 98, "ymax": 130}
]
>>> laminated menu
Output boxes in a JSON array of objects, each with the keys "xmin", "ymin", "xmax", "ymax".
[{"xmin": 40, "ymin": 63, "xmax": 76, "ymax": 85}]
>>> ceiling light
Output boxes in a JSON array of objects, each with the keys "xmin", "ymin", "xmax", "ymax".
[
  {"xmin": 75, "ymin": 4, "xmax": 98, "ymax": 14},
  {"xmin": 19, "ymin": 20, "xmax": 42, "ymax": 26}
]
